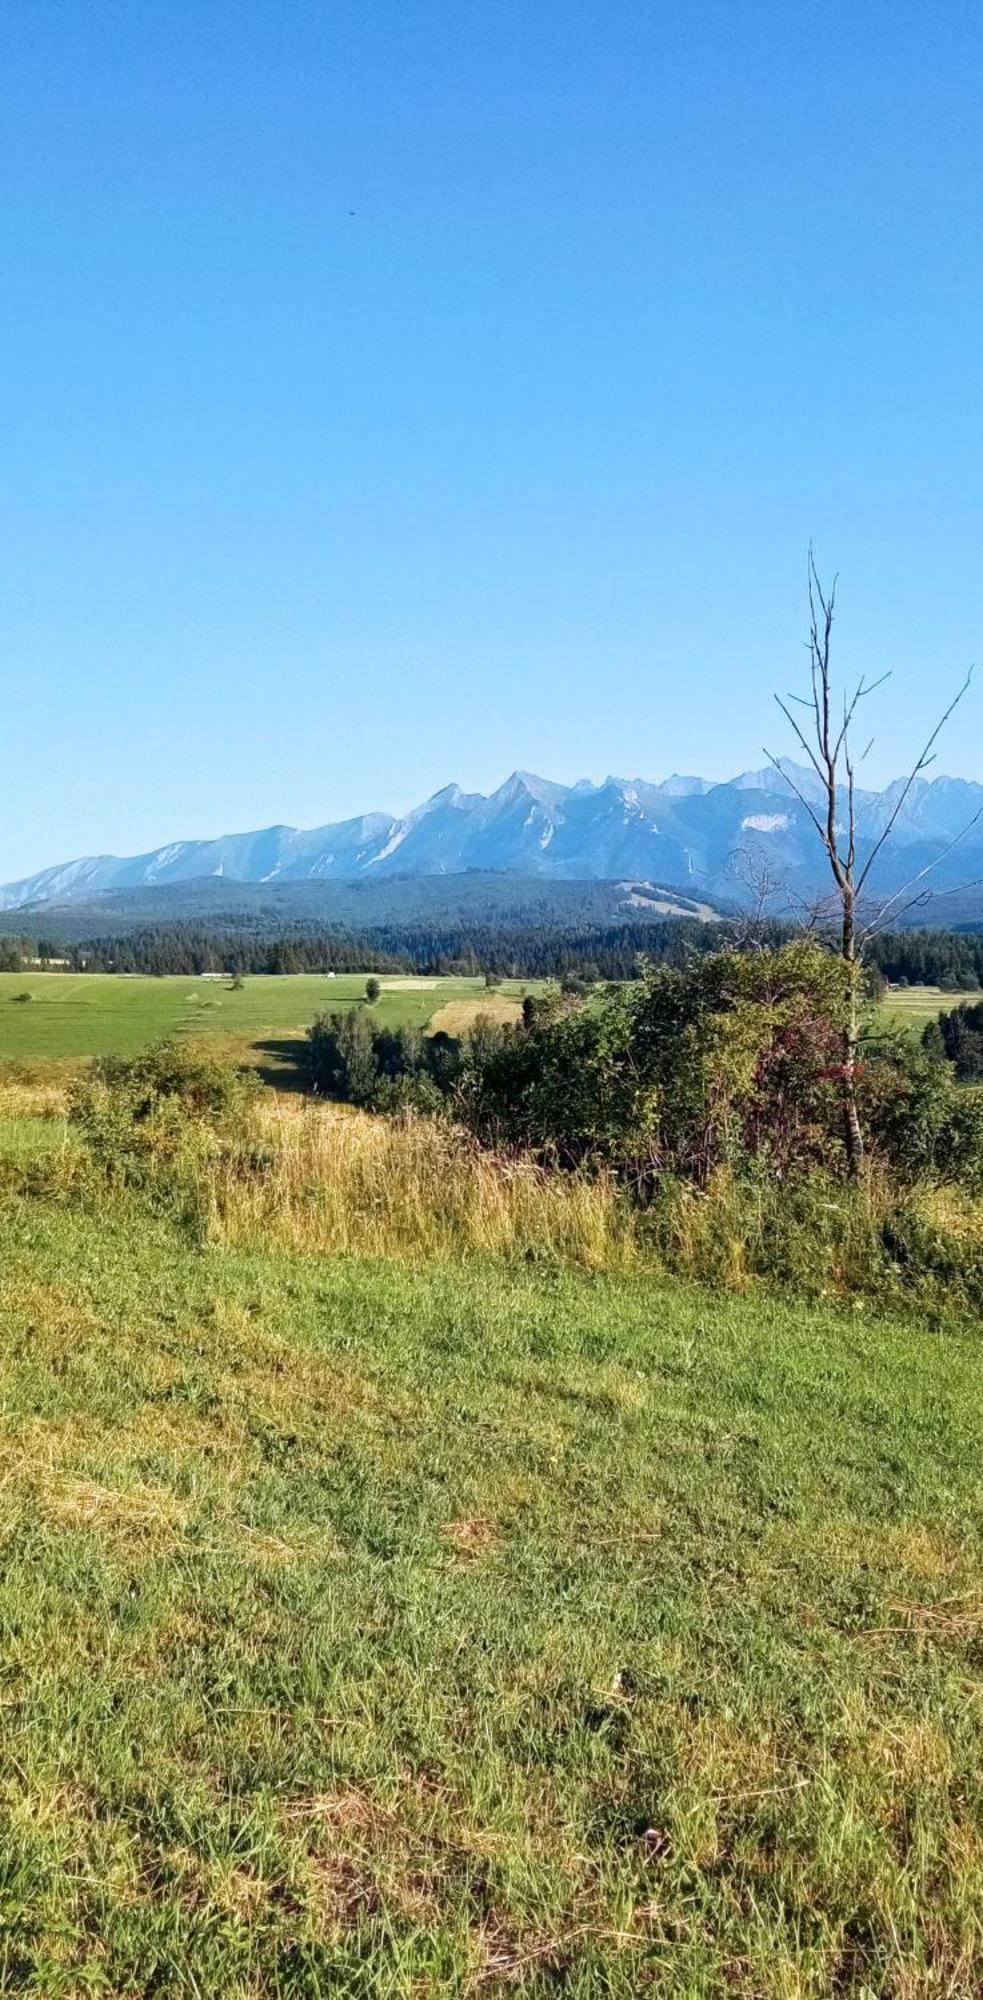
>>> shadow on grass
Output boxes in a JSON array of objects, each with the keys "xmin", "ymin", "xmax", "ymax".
[{"xmin": 252, "ymin": 1038, "xmax": 311, "ymax": 1093}]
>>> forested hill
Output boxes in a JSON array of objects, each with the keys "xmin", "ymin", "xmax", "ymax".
[{"xmin": 0, "ymin": 870, "xmax": 723, "ymax": 941}]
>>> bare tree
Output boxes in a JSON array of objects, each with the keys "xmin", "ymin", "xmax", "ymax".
[
  {"xmin": 724, "ymin": 843, "xmax": 785, "ymax": 948},
  {"xmin": 766, "ymin": 551, "xmax": 974, "ymax": 1176}
]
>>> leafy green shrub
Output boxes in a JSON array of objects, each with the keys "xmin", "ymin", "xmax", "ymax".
[
  {"xmin": 306, "ymin": 1009, "xmax": 383, "ymax": 1106},
  {"xmin": 305, "ymin": 1010, "xmax": 464, "ymax": 1110},
  {"xmin": 458, "ymin": 941, "xmax": 852, "ymax": 1183},
  {"xmin": 369, "ymin": 1072, "xmax": 446, "ymax": 1115},
  {"xmin": 67, "ymin": 1041, "xmax": 264, "ymax": 1230},
  {"xmin": 861, "ymin": 1042, "xmax": 956, "ymax": 1178},
  {"xmin": 936, "ymin": 1087, "xmax": 983, "ymax": 1193},
  {"xmin": 458, "ymin": 947, "xmax": 983, "ymax": 1199},
  {"xmin": 860, "ymin": 1037, "xmax": 983, "ymax": 1191}
]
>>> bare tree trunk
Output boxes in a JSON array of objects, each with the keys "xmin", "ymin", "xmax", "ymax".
[
  {"xmin": 841, "ymin": 888, "xmax": 864, "ymax": 1176},
  {"xmin": 768, "ymin": 552, "xmax": 972, "ymax": 1181}
]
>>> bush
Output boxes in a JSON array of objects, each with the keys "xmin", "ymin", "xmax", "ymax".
[
  {"xmin": 306, "ymin": 1010, "xmax": 380, "ymax": 1105},
  {"xmin": 290, "ymin": 947, "xmax": 983, "ymax": 1315},
  {"xmin": 458, "ymin": 941, "xmax": 853, "ymax": 1183},
  {"xmin": 861, "ymin": 1042, "xmax": 957, "ymax": 1178},
  {"xmin": 936, "ymin": 1087, "xmax": 983, "ymax": 1193},
  {"xmin": 67, "ymin": 1041, "xmax": 264, "ymax": 1230},
  {"xmin": 365, "ymin": 977, "xmax": 381, "ymax": 1004},
  {"xmin": 453, "ymin": 946, "xmax": 983, "ymax": 1198},
  {"xmin": 306, "ymin": 1009, "xmax": 465, "ymax": 1111}
]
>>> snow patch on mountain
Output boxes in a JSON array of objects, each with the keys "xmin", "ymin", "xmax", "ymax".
[{"xmin": 367, "ymin": 826, "xmax": 410, "ymax": 865}]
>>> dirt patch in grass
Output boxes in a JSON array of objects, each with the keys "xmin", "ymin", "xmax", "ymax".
[
  {"xmin": 444, "ymin": 1516, "xmax": 501, "ymax": 1559},
  {"xmin": 286, "ymin": 1784, "xmax": 446, "ymax": 1933},
  {"xmin": 470, "ymin": 1920, "xmax": 568, "ymax": 1989}
]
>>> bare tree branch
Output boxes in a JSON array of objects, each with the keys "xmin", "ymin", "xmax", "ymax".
[
  {"xmin": 856, "ymin": 806, "xmax": 983, "ymax": 943},
  {"xmin": 771, "ymin": 553, "xmax": 976, "ymax": 1177},
  {"xmin": 855, "ymin": 668, "xmax": 975, "ymax": 894}
]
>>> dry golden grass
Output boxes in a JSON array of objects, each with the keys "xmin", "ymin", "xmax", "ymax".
[
  {"xmin": 40, "ymin": 1475, "xmax": 189, "ymax": 1541},
  {"xmin": 207, "ymin": 1097, "xmax": 637, "ymax": 1269},
  {"xmin": 427, "ymin": 993, "xmax": 523, "ymax": 1034},
  {"xmin": 0, "ymin": 1076, "xmax": 70, "ymax": 1119},
  {"xmin": 378, "ymin": 977, "xmax": 439, "ymax": 991}
]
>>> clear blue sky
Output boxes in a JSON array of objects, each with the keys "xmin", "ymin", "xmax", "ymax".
[{"xmin": 3, "ymin": 0, "xmax": 983, "ymax": 880}]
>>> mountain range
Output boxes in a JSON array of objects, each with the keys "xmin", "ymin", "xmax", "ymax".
[{"xmin": 4, "ymin": 763, "xmax": 983, "ymax": 917}]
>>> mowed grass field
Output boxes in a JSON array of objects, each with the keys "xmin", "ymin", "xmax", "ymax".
[
  {"xmin": 1, "ymin": 1199, "xmax": 982, "ymax": 1995},
  {"xmin": 882, "ymin": 985, "xmax": 962, "ymax": 1033},
  {"xmin": 0, "ymin": 973, "xmax": 528, "ymax": 1076},
  {"xmin": 1, "ymin": 968, "xmax": 982, "ymax": 1988},
  {"xmin": 0, "ymin": 973, "xmax": 962, "ymax": 1076}
]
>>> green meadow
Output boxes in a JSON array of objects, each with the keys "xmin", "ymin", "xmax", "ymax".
[
  {"xmin": 0, "ymin": 1200, "xmax": 981, "ymax": 1996},
  {"xmin": 0, "ymin": 973, "xmax": 955, "ymax": 1078},
  {"xmin": 0, "ymin": 972, "xmax": 524, "ymax": 1074},
  {"xmin": 881, "ymin": 984, "xmax": 958, "ymax": 1034},
  {"xmin": 1, "ymin": 967, "xmax": 982, "ymax": 1993}
]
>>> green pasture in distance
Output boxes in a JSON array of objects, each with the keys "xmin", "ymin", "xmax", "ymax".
[
  {"xmin": 0, "ymin": 971, "xmax": 971, "ymax": 1072},
  {"xmin": 0, "ymin": 972, "xmax": 528, "ymax": 1071},
  {"xmin": 879, "ymin": 984, "xmax": 965, "ymax": 1034}
]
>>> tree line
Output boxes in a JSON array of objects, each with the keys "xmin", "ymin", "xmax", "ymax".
[
  {"xmin": 3, "ymin": 916, "xmax": 983, "ymax": 987},
  {"xmin": 0, "ymin": 917, "xmax": 735, "ymax": 980}
]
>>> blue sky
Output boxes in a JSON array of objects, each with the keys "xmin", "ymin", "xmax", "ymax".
[{"xmin": 3, "ymin": 0, "xmax": 983, "ymax": 880}]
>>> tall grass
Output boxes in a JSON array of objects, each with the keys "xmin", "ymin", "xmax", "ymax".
[
  {"xmin": 0, "ymin": 1073, "xmax": 69, "ymax": 1121},
  {"xmin": 8, "ymin": 1073, "xmax": 983, "ymax": 1314},
  {"xmin": 643, "ymin": 1162, "xmax": 983, "ymax": 1313},
  {"xmin": 207, "ymin": 1099, "xmax": 638, "ymax": 1268},
  {"xmin": 200, "ymin": 1101, "xmax": 983, "ymax": 1314}
]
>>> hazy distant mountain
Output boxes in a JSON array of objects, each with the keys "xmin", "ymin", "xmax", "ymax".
[
  {"xmin": 6, "ymin": 872, "xmax": 727, "ymax": 944},
  {"xmin": 4, "ymin": 764, "xmax": 983, "ymax": 914}
]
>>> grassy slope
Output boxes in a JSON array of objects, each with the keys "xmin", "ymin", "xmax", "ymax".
[
  {"xmin": 1, "ymin": 1201, "xmax": 981, "ymax": 1995},
  {"xmin": 0, "ymin": 973, "xmax": 527, "ymax": 1071}
]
